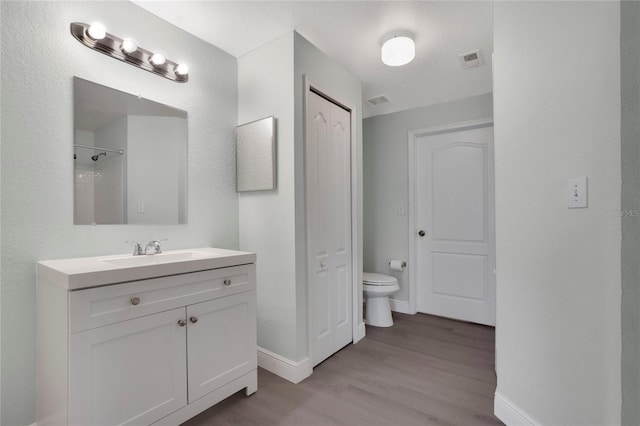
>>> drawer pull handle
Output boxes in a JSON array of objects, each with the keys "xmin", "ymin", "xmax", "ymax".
[
  {"xmin": 190, "ymin": 316, "xmax": 199, "ymax": 324},
  {"xmin": 130, "ymin": 297, "xmax": 141, "ymax": 306},
  {"xmin": 178, "ymin": 319, "xmax": 186, "ymax": 327},
  {"xmin": 223, "ymin": 279, "xmax": 232, "ymax": 286}
]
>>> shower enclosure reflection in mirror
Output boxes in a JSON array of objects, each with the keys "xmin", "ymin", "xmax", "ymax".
[{"xmin": 73, "ymin": 77, "xmax": 188, "ymax": 225}]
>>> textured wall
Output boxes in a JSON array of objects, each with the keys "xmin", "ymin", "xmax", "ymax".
[
  {"xmin": 621, "ymin": 1, "xmax": 640, "ymax": 423},
  {"xmin": 494, "ymin": 2, "xmax": 621, "ymax": 424},
  {"xmin": 0, "ymin": 2, "xmax": 238, "ymax": 424},
  {"xmin": 362, "ymin": 94, "xmax": 493, "ymax": 303}
]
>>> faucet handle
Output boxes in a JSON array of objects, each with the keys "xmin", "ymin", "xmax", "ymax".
[
  {"xmin": 126, "ymin": 240, "xmax": 144, "ymax": 256},
  {"xmin": 145, "ymin": 239, "xmax": 167, "ymax": 255}
]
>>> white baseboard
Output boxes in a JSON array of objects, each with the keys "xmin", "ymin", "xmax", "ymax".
[
  {"xmin": 390, "ymin": 299, "xmax": 411, "ymax": 314},
  {"xmin": 354, "ymin": 321, "xmax": 366, "ymax": 343},
  {"xmin": 494, "ymin": 391, "xmax": 539, "ymax": 426},
  {"xmin": 257, "ymin": 347, "xmax": 312, "ymax": 384}
]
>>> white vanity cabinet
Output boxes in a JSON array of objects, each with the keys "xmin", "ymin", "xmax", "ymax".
[{"xmin": 37, "ymin": 248, "xmax": 257, "ymax": 426}]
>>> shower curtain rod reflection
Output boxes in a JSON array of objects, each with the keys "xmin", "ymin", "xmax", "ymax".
[{"xmin": 74, "ymin": 144, "xmax": 124, "ymax": 155}]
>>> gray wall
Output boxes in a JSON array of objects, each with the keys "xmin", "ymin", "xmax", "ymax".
[
  {"xmin": 1, "ymin": 2, "xmax": 238, "ymax": 424},
  {"xmin": 621, "ymin": 1, "xmax": 640, "ymax": 423},
  {"xmin": 238, "ymin": 33, "xmax": 298, "ymax": 360},
  {"xmin": 362, "ymin": 94, "xmax": 493, "ymax": 303},
  {"xmin": 238, "ymin": 32, "xmax": 363, "ymax": 363},
  {"xmin": 494, "ymin": 2, "xmax": 621, "ymax": 423},
  {"xmin": 294, "ymin": 32, "xmax": 364, "ymax": 358}
]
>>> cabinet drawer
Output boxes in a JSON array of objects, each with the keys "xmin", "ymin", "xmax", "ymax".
[{"xmin": 69, "ymin": 264, "xmax": 255, "ymax": 333}]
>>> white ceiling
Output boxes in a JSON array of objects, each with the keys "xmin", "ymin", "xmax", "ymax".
[{"xmin": 132, "ymin": 1, "xmax": 493, "ymax": 118}]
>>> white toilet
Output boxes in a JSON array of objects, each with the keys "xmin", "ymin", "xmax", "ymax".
[{"xmin": 363, "ymin": 272, "xmax": 400, "ymax": 327}]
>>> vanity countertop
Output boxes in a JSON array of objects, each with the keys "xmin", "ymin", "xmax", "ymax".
[{"xmin": 38, "ymin": 247, "xmax": 256, "ymax": 290}]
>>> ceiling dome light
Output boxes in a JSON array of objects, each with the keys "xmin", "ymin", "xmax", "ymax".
[
  {"xmin": 381, "ymin": 31, "xmax": 415, "ymax": 66},
  {"xmin": 121, "ymin": 39, "xmax": 138, "ymax": 55},
  {"xmin": 149, "ymin": 53, "xmax": 166, "ymax": 67},
  {"xmin": 87, "ymin": 23, "xmax": 106, "ymax": 41},
  {"xmin": 175, "ymin": 63, "xmax": 189, "ymax": 76}
]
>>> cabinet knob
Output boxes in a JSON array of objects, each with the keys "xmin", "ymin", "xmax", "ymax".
[
  {"xmin": 190, "ymin": 316, "xmax": 199, "ymax": 324},
  {"xmin": 418, "ymin": 230, "xmax": 426, "ymax": 237},
  {"xmin": 178, "ymin": 319, "xmax": 186, "ymax": 327},
  {"xmin": 223, "ymin": 279, "xmax": 231, "ymax": 286},
  {"xmin": 130, "ymin": 297, "xmax": 141, "ymax": 306}
]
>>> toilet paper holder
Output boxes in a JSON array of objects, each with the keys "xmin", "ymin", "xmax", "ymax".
[{"xmin": 388, "ymin": 259, "xmax": 407, "ymax": 271}]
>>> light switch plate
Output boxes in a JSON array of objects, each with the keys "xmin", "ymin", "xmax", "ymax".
[{"xmin": 568, "ymin": 177, "xmax": 588, "ymax": 208}]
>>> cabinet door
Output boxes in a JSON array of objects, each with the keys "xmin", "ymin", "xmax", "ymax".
[
  {"xmin": 69, "ymin": 308, "xmax": 187, "ymax": 426},
  {"xmin": 187, "ymin": 291, "xmax": 257, "ymax": 402}
]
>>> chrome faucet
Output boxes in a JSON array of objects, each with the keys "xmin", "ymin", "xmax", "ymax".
[
  {"xmin": 144, "ymin": 239, "xmax": 167, "ymax": 255},
  {"xmin": 127, "ymin": 241, "xmax": 144, "ymax": 256}
]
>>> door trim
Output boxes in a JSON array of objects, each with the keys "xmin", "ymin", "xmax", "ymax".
[
  {"xmin": 303, "ymin": 75, "xmax": 362, "ymax": 368},
  {"xmin": 407, "ymin": 117, "xmax": 493, "ymax": 315}
]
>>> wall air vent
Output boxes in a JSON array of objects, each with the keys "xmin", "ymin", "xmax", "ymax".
[
  {"xmin": 459, "ymin": 49, "xmax": 484, "ymax": 69},
  {"xmin": 366, "ymin": 95, "xmax": 390, "ymax": 106}
]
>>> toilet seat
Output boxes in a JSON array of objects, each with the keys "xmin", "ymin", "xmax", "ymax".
[{"xmin": 363, "ymin": 272, "xmax": 397, "ymax": 286}]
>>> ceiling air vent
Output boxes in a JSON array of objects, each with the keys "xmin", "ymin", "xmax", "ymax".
[
  {"xmin": 366, "ymin": 95, "xmax": 390, "ymax": 106},
  {"xmin": 459, "ymin": 49, "xmax": 484, "ymax": 69}
]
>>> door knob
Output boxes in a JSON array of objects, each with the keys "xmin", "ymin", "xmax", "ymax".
[{"xmin": 418, "ymin": 230, "xmax": 426, "ymax": 237}]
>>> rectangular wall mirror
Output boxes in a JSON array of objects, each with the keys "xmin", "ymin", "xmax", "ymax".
[
  {"xmin": 236, "ymin": 116, "xmax": 276, "ymax": 192},
  {"xmin": 73, "ymin": 77, "xmax": 188, "ymax": 225}
]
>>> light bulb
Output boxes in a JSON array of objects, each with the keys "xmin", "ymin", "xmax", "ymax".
[
  {"xmin": 149, "ymin": 53, "xmax": 166, "ymax": 67},
  {"xmin": 87, "ymin": 23, "xmax": 106, "ymax": 41},
  {"xmin": 121, "ymin": 39, "xmax": 137, "ymax": 55},
  {"xmin": 175, "ymin": 63, "xmax": 189, "ymax": 76},
  {"xmin": 381, "ymin": 31, "xmax": 415, "ymax": 67}
]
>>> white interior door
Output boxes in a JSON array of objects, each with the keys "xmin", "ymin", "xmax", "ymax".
[
  {"xmin": 416, "ymin": 126, "xmax": 495, "ymax": 326},
  {"xmin": 306, "ymin": 89, "xmax": 353, "ymax": 367}
]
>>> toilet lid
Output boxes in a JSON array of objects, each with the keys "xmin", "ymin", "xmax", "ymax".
[{"xmin": 363, "ymin": 272, "xmax": 398, "ymax": 286}]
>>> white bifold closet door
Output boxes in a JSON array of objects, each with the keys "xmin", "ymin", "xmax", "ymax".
[{"xmin": 306, "ymin": 89, "xmax": 353, "ymax": 367}]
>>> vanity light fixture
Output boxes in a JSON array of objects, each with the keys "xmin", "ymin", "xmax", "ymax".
[
  {"xmin": 70, "ymin": 22, "xmax": 189, "ymax": 83},
  {"xmin": 175, "ymin": 63, "xmax": 189, "ymax": 76},
  {"xmin": 381, "ymin": 31, "xmax": 415, "ymax": 67},
  {"xmin": 86, "ymin": 23, "xmax": 106, "ymax": 41},
  {"xmin": 149, "ymin": 52, "xmax": 166, "ymax": 67},
  {"xmin": 120, "ymin": 39, "xmax": 138, "ymax": 55}
]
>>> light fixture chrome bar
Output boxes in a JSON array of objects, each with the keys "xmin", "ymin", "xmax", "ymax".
[
  {"xmin": 74, "ymin": 144, "xmax": 124, "ymax": 155},
  {"xmin": 70, "ymin": 22, "xmax": 188, "ymax": 83}
]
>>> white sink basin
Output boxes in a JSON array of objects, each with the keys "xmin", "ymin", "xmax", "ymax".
[
  {"xmin": 101, "ymin": 251, "xmax": 215, "ymax": 267},
  {"xmin": 37, "ymin": 247, "xmax": 256, "ymax": 290}
]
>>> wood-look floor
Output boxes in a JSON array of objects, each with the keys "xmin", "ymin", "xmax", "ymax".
[{"xmin": 182, "ymin": 312, "xmax": 503, "ymax": 426}]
